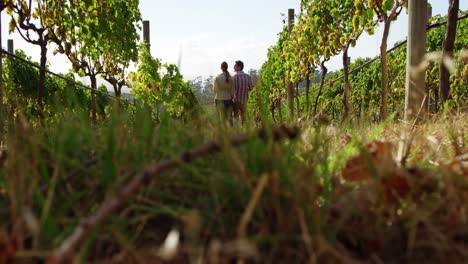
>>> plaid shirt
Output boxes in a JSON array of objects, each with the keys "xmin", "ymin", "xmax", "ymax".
[{"xmin": 232, "ymin": 71, "xmax": 253, "ymax": 104}]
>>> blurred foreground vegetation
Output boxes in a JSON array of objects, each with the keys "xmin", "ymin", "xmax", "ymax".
[{"xmin": 0, "ymin": 100, "xmax": 466, "ymax": 263}]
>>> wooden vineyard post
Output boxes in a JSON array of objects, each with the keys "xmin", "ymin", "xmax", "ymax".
[
  {"xmin": 7, "ymin": 39, "xmax": 13, "ymax": 57},
  {"xmin": 143, "ymin": 20, "xmax": 150, "ymax": 53},
  {"xmin": 404, "ymin": 0, "xmax": 428, "ymax": 122},
  {"xmin": 287, "ymin": 8, "xmax": 295, "ymax": 121}
]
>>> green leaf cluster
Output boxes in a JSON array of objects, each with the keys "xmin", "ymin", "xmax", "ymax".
[{"xmin": 131, "ymin": 44, "xmax": 196, "ymax": 118}]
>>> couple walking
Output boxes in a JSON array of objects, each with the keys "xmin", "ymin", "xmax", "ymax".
[{"xmin": 213, "ymin": 60, "xmax": 253, "ymax": 125}]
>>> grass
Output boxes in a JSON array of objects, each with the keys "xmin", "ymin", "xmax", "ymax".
[{"xmin": 0, "ymin": 103, "xmax": 467, "ymax": 263}]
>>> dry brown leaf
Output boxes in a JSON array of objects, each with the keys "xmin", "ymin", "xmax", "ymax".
[
  {"xmin": 416, "ymin": 151, "xmax": 424, "ymax": 161},
  {"xmin": 341, "ymin": 155, "xmax": 373, "ymax": 182},
  {"xmin": 340, "ymin": 134, "xmax": 352, "ymax": 147},
  {"xmin": 447, "ymin": 160, "xmax": 468, "ymax": 177},
  {"xmin": 380, "ymin": 172, "xmax": 411, "ymax": 203},
  {"xmin": 342, "ymin": 141, "xmax": 394, "ymax": 182},
  {"xmin": 366, "ymin": 141, "xmax": 393, "ymax": 157}
]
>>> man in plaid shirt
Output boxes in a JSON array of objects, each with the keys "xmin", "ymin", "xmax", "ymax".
[{"xmin": 232, "ymin": 60, "xmax": 253, "ymax": 124}]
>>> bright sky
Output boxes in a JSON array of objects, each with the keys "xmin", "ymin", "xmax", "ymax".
[{"xmin": 1, "ymin": 0, "xmax": 467, "ymax": 84}]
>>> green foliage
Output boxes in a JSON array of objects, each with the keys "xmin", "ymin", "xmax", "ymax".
[
  {"xmin": 58, "ymin": 0, "xmax": 141, "ymax": 77},
  {"xmin": 0, "ymin": 96, "xmax": 466, "ymax": 262},
  {"xmin": 251, "ymin": 32, "xmax": 288, "ymax": 121},
  {"xmin": 426, "ymin": 12, "xmax": 468, "ymax": 111},
  {"xmin": 3, "ymin": 51, "xmax": 39, "ymax": 99},
  {"xmin": 254, "ymin": 0, "xmax": 376, "ymax": 119},
  {"xmin": 131, "ymin": 44, "xmax": 197, "ymax": 118},
  {"xmin": 0, "ymin": 2, "xmax": 467, "ymax": 262},
  {"xmin": 355, "ymin": 0, "xmax": 406, "ymax": 119},
  {"xmin": 7, "ymin": 0, "xmax": 69, "ymax": 106},
  {"xmin": 0, "ymin": 50, "xmax": 120, "ymax": 118},
  {"xmin": 96, "ymin": 84, "xmax": 111, "ymax": 115},
  {"xmin": 101, "ymin": 0, "xmax": 142, "ymax": 96},
  {"xmin": 254, "ymin": 0, "xmax": 467, "ymax": 122},
  {"xmin": 50, "ymin": 0, "xmax": 141, "ymax": 119},
  {"xmin": 305, "ymin": 12, "xmax": 468, "ymax": 120}
]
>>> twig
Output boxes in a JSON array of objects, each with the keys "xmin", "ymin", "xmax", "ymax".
[
  {"xmin": 400, "ymin": 135, "xmax": 414, "ymax": 167},
  {"xmin": 398, "ymin": 119, "xmax": 412, "ymax": 126},
  {"xmin": 398, "ymin": 109, "xmax": 422, "ymax": 166},
  {"xmin": 370, "ymin": 254, "xmax": 385, "ymax": 264},
  {"xmin": 237, "ymin": 173, "xmax": 269, "ymax": 238},
  {"xmin": 48, "ymin": 125, "xmax": 300, "ymax": 263},
  {"xmin": 411, "ymin": 95, "xmax": 428, "ymax": 130},
  {"xmin": 317, "ymin": 236, "xmax": 359, "ymax": 264},
  {"xmin": 297, "ymin": 206, "xmax": 316, "ymax": 264}
]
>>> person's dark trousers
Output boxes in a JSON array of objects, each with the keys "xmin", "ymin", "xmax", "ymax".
[
  {"xmin": 215, "ymin": 99, "xmax": 234, "ymax": 126},
  {"xmin": 234, "ymin": 101, "xmax": 247, "ymax": 124}
]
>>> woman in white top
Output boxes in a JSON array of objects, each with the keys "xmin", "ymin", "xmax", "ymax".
[{"xmin": 213, "ymin": 62, "xmax": 234, "ymax": 125}]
